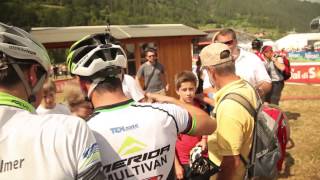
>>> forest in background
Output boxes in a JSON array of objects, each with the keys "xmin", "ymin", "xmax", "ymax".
[{"xmin": 1, "ymin": 0, "xmax": 319, "ymax": 39}]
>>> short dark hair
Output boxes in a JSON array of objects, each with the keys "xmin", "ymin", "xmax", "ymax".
[
  {"xmin": 252, "ymin": 39, "xmax": 263, "ymax": 51},
  {"xmin": 0, "ymin": 55, "xmax": 33, "ymax": 87},
  {"xmin": 144, "ymin": 47, "xmax": 157, "ymax": 57},
  {"xmin": 216, "ymin": 28, "xmax": 237, "ymax": 41},
  {"xmin": 175, "ymin": 71, "xmax": 197, "ymax": 90},
  {"xmin": 94, "ymin": 76, "xmax": 123, "ymax": 94}
]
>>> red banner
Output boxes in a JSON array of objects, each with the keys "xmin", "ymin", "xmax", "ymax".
[{"xmin": 287, "ymin": 62, "xmax": 320, "ymax": 84}]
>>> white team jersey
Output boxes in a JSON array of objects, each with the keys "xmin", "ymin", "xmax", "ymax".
[
  {"xmin": 0, "ymin": 92, "xmax": 103, "ymax": 180},
  {"xmin": 87, "ymin": 99, "xmax": 193, "ymax": 180},
  {"xmin": 36, "ymin": 103, "xmax": 72, "ymax": 115},
  {"xmin": 122, "ymin": 74, "xmax": 145, "ymax": 102}
]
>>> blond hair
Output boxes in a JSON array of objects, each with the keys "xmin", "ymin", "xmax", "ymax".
[
  {"xmin": 42, "ymin": 79, "xmax": 57, "ymax": 94},
  {"xmin": 63, "ymin": 81, "xmax": 88, "ymax": 111}
]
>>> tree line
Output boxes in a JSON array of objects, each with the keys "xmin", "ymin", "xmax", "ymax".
[{"xmin": 1, "ymin": 0, "xmax": 319, "ymax": 33}]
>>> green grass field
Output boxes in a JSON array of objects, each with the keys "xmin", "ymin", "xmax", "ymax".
[{"xmin": 278, "ymin": 84, "xmax": 320, "ymax": 179}]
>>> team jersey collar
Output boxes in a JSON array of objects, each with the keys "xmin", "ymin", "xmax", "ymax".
[
  {"xmin": 94, "ymin": 99, "xmax": 134, "ymax": 112},
  {"xmin": 0, "ymin": 91, "xmax": 35, "ymax": 113}
]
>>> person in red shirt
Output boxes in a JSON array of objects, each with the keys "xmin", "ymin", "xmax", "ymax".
[{"xmin": 174, "ymin": 71, "xmax": 209, "ymax": 180}]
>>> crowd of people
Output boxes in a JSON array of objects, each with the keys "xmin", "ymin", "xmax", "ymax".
[{"xmin": 0, "ymin": 22, "xmax": 290, "ymax": 180}]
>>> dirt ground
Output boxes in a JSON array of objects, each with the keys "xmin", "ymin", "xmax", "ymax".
[{"xmin": 278, "ymin": 84, "xmax": 320, "ymax": 180}]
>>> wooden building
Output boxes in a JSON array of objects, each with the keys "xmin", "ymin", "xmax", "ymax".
[{"xmin": 31, "ymin": 24, "xmax": 206, "ymax": 96}]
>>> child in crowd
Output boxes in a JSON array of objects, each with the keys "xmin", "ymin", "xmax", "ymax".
[
  {"xmin": 36, "ymin": 79, "xmax": 71, "ymax": 115},
  {"xmin": 174, "ymin": 71, "xmax": 209, "ymax": 180},
  {"xmin": 63, "ymin": 81, "xmax": 93, "ymax": 119}
]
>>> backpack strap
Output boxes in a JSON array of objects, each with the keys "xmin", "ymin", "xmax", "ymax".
[
  {"xmin": 216, "ymin": 92, "xmax": 258, "ymax": 170},
  {"xmin": 222, "ymin": 93, "xmax": 257, "ymax": 117}
]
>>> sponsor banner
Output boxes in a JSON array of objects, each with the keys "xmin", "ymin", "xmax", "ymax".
[
  {"xmin": 54, "ymin": 78, "xmax": 77, "ymax": 93},
  {"xmin": 288, "ymin": 51, "xmax": 320, "ymax": 61},
  {"xmin": 287, "ymin": 62, "xmax": 320, "ymax": 84}
]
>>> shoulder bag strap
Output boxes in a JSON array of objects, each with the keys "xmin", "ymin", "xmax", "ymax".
[{"xmin": 143, "ymin": 64, "xmax": 156, "ymax": 90}]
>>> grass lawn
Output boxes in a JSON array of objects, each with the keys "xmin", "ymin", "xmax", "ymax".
[{"xmin": 278, "ymin": 84, "xmax": 320, "ymax": 179}]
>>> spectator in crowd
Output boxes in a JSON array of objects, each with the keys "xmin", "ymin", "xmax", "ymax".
[
  {"xmin": 210, "ymin": 28, "xmax": 271, "ymax": 98},
  {"xmin": 192, "ymin": 57, "xmax": 204, "ymax": 94},
  {"xmin": 53, "ymin": 64, "xmax": 58, "ymax": 79},
  {"xmin": 36, "ymin": 79, "xmax": 72, "ymax": 115},
  {"xmin": 193, "ymin": 57, "xmax": 215, "ymax": 113},
  {"xmin": 174, "ymin": 71, "xmax": 209, "ymax": 180},
  {"xmin": 0, "ymin": 22, "xmax": 104, "ymax": 179},
  {"xmin": 251, "ymin": 38, "xmax": 266, "ymax": 62},
  {"xmin": 67, "ymin": 41, "xmax": 216, "ymax": 179},
  {"xmin": 64, "ymin": 81, "xmax": 93, "ymax": 119},
  {"xmin": 135, "ymin": 47, "xmax": 168, "ymax": 94},
  {"xmin": 61, "ymin": 64, "xmax": 68, "ymax": 78},
  {"xmin": 279, "ymin": 48, "xmax": 288, "ymax": 57},
  {"xmin": 200, "ymin": 43, "xmax": 257, "ymax": 180},
  {"xmin": 262, "ymin": 46, "xmax": 286, "ymax": 105}
]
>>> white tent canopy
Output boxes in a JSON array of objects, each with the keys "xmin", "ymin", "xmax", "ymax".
[{"xmin": 275, "ymin": 33, "xmax": 320, "ymax": 50}]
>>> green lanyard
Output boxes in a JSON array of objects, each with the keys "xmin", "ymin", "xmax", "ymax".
[{"xmin": 0, "ymin": 92, "xmax": 35, "ymax": 113}]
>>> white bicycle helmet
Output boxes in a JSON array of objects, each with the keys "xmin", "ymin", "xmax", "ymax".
[
  {"xmin": 67, "ymin": 43, "xmax": 127, "ymax": 97},
  {"xmin": 69, "ymin": 33, "xmax": 114, "ymax": 52},
  {"xmin": 0, "ymin": 22, "xmax": 51, "ymax": 102},
  {"xmin": 67, "ymin": 43, "xmax": 127, "ymax": 76},
  {"xmin": 0, "ymin": 22, "xmax": 50, "ymax": 72}
]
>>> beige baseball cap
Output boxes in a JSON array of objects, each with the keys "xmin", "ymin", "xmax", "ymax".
[{"xmin": 199, "ymin": 43, "xmax": 232, "ymax": 67}]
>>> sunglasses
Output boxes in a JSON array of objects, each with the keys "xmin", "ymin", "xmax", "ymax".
[{"xmin": 219, "ymin": 39, "xmax": 234, "ymax": 45}]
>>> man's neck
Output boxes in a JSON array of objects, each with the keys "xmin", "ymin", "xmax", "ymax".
[
  {"xmin": 232, "ymin": 47, "xmax": 241, "ymax": 60},
  {"xmin": 179, "ymin": 98, "xmax": 194, "ymax": 105},
  {"xmin": 147, "ymin": 61, "xmax": 156, "ymax": 65},
  {"xmin": 215, "ymin": 75, "xmax": 240, "ymax": 90},
  {"xmin": 91, "ymin": 90, "xmax": 129, "ymax": 108},
  {"xmin": 0, "ymin": 84, "xmax": 28, "ymax": 101}
]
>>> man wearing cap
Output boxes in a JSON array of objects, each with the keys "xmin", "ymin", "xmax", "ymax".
[
  {"xmin": 262, "ymin": 45, "xmax": 286, "ymax": 105},
  {"xmin": 211, "ymin": 28, "xmax": 271, "ymax": 98},
  {"xmin": 200, "ymin": 43, "xmax": 257, "ymax": 180}
]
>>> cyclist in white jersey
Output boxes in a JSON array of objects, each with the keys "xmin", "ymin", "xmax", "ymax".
[
  {"xmin": 69, "ymin": 33, "xmax": 146, "ymax": 102},
  {"xmin": 66, "ymin": 39, "xmax": 217, "ymax": 179},
  {"xmin": 0, "ymin": 22, "xmax": 105, "ymax": 180}
]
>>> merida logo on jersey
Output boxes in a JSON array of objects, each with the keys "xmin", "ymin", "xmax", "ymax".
[
  {"xmin": 103, "ymin": 137, "xmax": 170, "ymax": 180},
  {"xmin": 110, "ymin": 124, "xmax": 139, "ymax": 134},
  {"xmin": 117, "ymin": 136, "xmax": 147, "ymax": 156}
]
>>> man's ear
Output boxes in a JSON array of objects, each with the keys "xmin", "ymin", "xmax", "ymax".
[
  {"xmin": 27, "ymin": 64, "xmax": 38, "ymax": 87},
  {"xmin": 175, "ymin": 89, "xmax": 180, "ymax": 96},
  {"xmin": 77, "ymin": 76, "xmax": 90, "ymax": 94}
]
